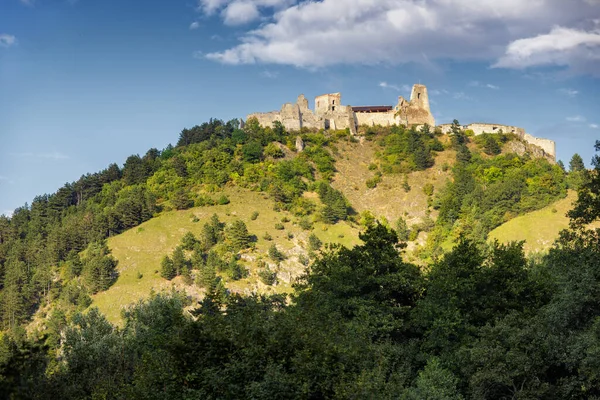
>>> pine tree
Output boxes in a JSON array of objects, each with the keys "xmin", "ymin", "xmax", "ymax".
[
  {"xmin": 225, "ymin": 220, "xmax": 250, "ymax": 251},
  {"xmin": 160, "ymin": 255, "xmax": 176, "ymax": 280},
  {"xmin": 172, "ymin": 246, "xmax": 187, "ymax": 276}
]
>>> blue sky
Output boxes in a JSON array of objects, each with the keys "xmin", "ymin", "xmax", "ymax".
[{"xmin": 1, "ymin": 0, "xmax": 599, "ymax": 216}]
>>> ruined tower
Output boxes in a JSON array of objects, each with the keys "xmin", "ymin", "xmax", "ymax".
[
  {"xmin": 394, "ymin": 84, "xmax": 435, "ymax": 127},
  {"xmin": 315, "ymin": 93, "xmax": 342, "ymax": 116}
]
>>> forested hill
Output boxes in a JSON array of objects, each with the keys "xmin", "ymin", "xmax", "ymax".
[{"xmin": 1, "ymin": 119, "xmax": 595, "ymax": 398}]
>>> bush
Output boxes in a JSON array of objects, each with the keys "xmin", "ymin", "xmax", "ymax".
[
  {"xmin": 180, "ymin": 232, "xmax": 197, "ymax": 251},
  {"xmin": 250, "ymin": 211, "xmax": 259, "ymax": 220},
  {"xmin": 268, "ymin": 244, "xmax": 286, "ymax": 261},
  {"xmin": 217, "ymin": 194, "xmax": 230, "ymax": 205},
  {"xmin": 308, "ymin": 233, "xmax": 322, "ymax": 252},
  {"xmin": 263, "ymin": 232, "xmax": 273, "ymax": 241},
  {"xmin": 298, "ymin": 217, "xmax": 313, "ymax": 230},
  {"xmin": 274, "ymin": 223, "xmax": 285, "ymax": 230},
  {"xmin": 258, "ymin": 266, "xmax": 277, "ymax": 285},
  {"xmin": 298, "ymin": 254, "xmax": 310, "ymax": 266}
]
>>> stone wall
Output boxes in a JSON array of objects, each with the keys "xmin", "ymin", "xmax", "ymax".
[
  {"xmin": 355, "ymin": 111, "xmax": 399, "ymax": 127},
  {"xmin": 522, "ymin": 133, "xmax": 556, "ymax": 157},
  {"xmin": 436, "ymin": 122, "xmax": 556, "ymax": 160}
]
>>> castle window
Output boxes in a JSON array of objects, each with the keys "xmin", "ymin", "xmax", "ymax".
[
  {"xmin": 418, "ymin": 93, "xmax": 421, "ymax": 99},
  {"xmin": 332, "ymin": 106, "xmax": 335, "ymax": 111},
  {"xmin": 333, "ymin": 100, "xmax": 335, "ymax": 105}
]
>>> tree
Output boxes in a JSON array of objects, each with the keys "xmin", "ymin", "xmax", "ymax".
[
  {"xmin": 171, "ymin": 188, "xmax": 192, "ymax": 210},
  {"xmin": 225, "ymin": 220, "xmax": 251, "ymax": 251},
  {"xmin": 82, "ymin": 241, "xmax": 118, "ymax": 294},
  {"xmin": 268, "ymin": 244, "xmax": 286, "ymax": 262},
  {"xmin": 395, "ymin": 217, "xmax": 410, "ymax": 241},
  {"xmin": 308, "ymin": 233, "xmax": 322, "ymax": 252},
  {"xmin": 568, "ymin": 141, "xmax": 600, "ymax": 226},
  {"xmin": 483, "ymin": 135, "xmax": 501, "ymax": 155},
  {"xmin": 180, "ymin": 232, "xmax": 197, "ymax": 251},
  {"xmin": 569, "ymin": 153, "xmax": 585, "ymax": 172},
  {"xmin": 160, "ymin": 255, "xmax": 176, "ymax": 280},
  {"xmin": 172, "ymin": 246, "xmax": 187, "ymax": 277}
]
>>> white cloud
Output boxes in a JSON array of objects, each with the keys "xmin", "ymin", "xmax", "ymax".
[
  {"xmin": 222, "ymin": 1, "xmax": 261, "ymax": 25},
  {"xmin": 559, "ymin": 88, "xmax": 579, "ymax": 97},
  {"xmin": 469, "ymin": 81, "xmax": 500, "ymax": 89},
  {"xmin": 192, "ymin": 50, "xmax": 204, "ymax": 59},
  {"xmin": 566, "ymin": 115, "xmax": 586, "ymax": 122},
  {"xmin": 261, "ymin": 70, "xmax": 279, "ymax": 78},
  {"xmin": 199, "ymin": 0, "xmax": 599, "ymax": 72},
  {"xmin": 379, "ymin": 81, "xmax": 410, "ymax": 92},
  {"xmin": 190, "ymin": 21, "xmax": 200, "ymax": 30},
  {"xmin": 19, "ymin": 0, "xmax": 34, "ymax": 6},
  {"xmin": 494, "ymin": 26, "xmax": 600, "ymax": 75},
  {"xmin": 590, "ymin": 123, "xmax": 599, "ymax": 128},
  {"xmin": 0, "ymin": 34, "xmax": 16, "ymax": 48},
  {"xmin": 453, "ymin": 92, "xmax": 472, "ymax": 100}
]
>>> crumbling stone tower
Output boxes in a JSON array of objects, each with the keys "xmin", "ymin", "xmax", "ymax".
[
  {"xmin": 315, "ymin": 93, "xmax": 342, "ymax": 116},
  {"xmin": 410, "ymin": 84, "xmax": 431, "ymax": 114}
]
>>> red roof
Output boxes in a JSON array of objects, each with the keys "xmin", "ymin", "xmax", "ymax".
[{"xmin": 352, "ymin": 106, "xmax": 393, "ymax": 113}]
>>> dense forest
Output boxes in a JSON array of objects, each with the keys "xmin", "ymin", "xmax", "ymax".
[{"xmin": 0, "ymin": 118, "xmax": 594, "ymax": 399}]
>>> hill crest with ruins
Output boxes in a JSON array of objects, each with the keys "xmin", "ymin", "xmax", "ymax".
[{"xmin": 245, "ymin": 84, "xmax": 556, "ymax": 159}]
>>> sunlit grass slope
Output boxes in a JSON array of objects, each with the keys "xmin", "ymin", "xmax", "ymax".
[
  {"xmin": 91, "ymin": 187, "xmax": 360, "ymax": 324},
  {"xmin": 488, "ymin": 190, "xmax": 580, "ymax": 254}
]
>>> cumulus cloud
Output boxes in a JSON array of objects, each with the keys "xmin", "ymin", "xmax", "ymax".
[
  {"xmin": 567, "ymin": 115, "xmax": 586, "ymax": 122},
  {"xmin": 494, "ymin": 26, "xmax": 600, "ymax": 74},
  {"xmin": 190, "ymin": 21, "xmax": 200, "ymax": 30},
  {"xmin": 198, "ymin": 0, "xmax": 600, "ymax": 72},
  {"xmin": 0, "ymin": 34, "xmax": 16, "ymax": 48},
  {"xmin": 198, "ymin": 0, "xmax": 295, "ymax": 25},
  {"xmin": 590, "ymin": 123, "xmax": 599, "ymax": 128}
]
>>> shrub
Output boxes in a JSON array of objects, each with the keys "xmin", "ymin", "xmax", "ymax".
[
  {"xmin": 274, "ymin": 223, "xmax": 285, "ymax": 230},
  {"xmin": 258, "ymin": 266, "xmax": 277, "ymax": 285},
  {"xmin": 180, "ymin": 232, "xmax": 197, "ymax": 251},
  {"xmin": 217, "ymin": 194, "xmax": 230, "ymax": 205},
  {"xmin": 268, "ymin": 244, "xmax": 286, "ymax": 261},
  {"xmin": 308, "ymin": 233, "xmax": 322, "ymax": 252},
  {"xmin": 298, "ymin": 217, "xmax": 313, "ymax": 230},
  {"xmin": 250, "ymin": 211, "xmax": 259, "ymax": 220},
  {"xmin": 263, "ymin": 232, "xmax": 273, "ymax": 241}
]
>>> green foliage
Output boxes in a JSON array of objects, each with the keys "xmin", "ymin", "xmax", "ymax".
[
  {"xmin": 264, "ymin": 142, "xmax": 285, "ymax": 159},
  {"xmin": 268, "ymin": 244, "xmax": 286, "ymax": 262},
  {"xmin": 250, "ymin": 211, "xmax": 259, "ymax": 220},
  {"xmin": 225, "ymin": 219, "xmax": 251, "ymax": 251},
  {"xmin": 82, "ymin": 241, "xmax": 118, "ymax": 294},
  {"xmin": 317, "ymin": 182, "xmax": 350, "ymax": 223},
  {"xmin": 395, "ymin": 217, "xmax": 410, "ymax": 241},
  {"xmin": 160, "ymin": 255, "xmax": 176, "ymax": 280},
  {"xmin": 308, "ymin": 233, "xmax": 322, "ymax": 252},
  {"xmin": 216, "ymin": 194, "xmax": 230, "ymax": 205},
  {"xmin": 180, "ymin": 231, "xmax": 197, "ymax": 251},
  {"xmin": 378, "ymin": 125, "xmax": 439, "ymax": 173},
  {"xmin": 258, "ymin": 265, "xmax": 277, "ymax": 285}
]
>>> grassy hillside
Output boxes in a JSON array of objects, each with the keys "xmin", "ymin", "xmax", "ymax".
[
  {"xmin": 332, "ymin": 138, "xmax": 455, "ymax": 227},
  {"xmin": 489, "ymin": 190, "xmax": 600, "ymax": 253},
  {"xmin": 91, "ymin": 187, "xmax": 361, "ymax": 324}
]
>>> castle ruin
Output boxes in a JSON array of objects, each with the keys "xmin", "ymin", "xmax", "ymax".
[
  {"xmin": 246, "ymin": 84, "xmax": 556, "ymax": 159},
  {"xmin": 246, "ymin": 84, "xmax": 435, "ymax": 136}
]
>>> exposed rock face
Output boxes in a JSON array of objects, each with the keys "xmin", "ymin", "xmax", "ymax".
[{"xmin": 295, "ymin": 136, "xmax": 304, "ymax": 152}]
